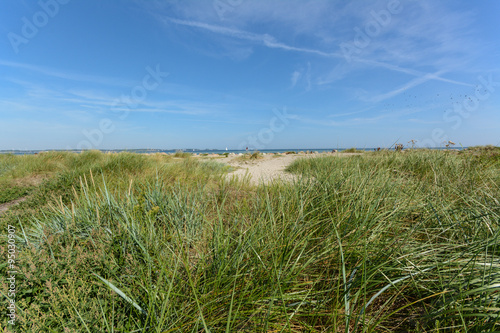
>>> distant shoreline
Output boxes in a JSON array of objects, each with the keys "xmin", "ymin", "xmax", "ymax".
[{"xmin": 0, "ymin": 147, "xmax": 468, "ymax": 155}]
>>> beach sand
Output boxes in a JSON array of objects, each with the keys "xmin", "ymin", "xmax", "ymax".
[{"xmin": 216, "ymin": 152, "xmax": 363, "ymax": 185}]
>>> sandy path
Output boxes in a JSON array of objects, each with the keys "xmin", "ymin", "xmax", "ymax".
[
  {"xmin": 0, "ymin": 197, "xmax": 27, "ymax": 215},
  {"xmin": 219, "ymin": 152, "xmax": 360, "ymax": 185},
  {"xmin": 224, "ymin": 154, "xmax": 303, "ymax": 185}
]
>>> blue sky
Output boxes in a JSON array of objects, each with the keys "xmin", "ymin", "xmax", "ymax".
[{"xmin": 1, "ymin": 0, "xmax": 499, "ymax": 150}]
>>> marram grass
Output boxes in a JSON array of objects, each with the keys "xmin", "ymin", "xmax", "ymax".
[{"xmin": 0, "ymin": 149, "xmax": 499, "ymax": 332}]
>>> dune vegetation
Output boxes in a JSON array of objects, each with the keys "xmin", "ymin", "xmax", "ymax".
[{"xmin": 1, "ymin": 148, "xmax": 499, "ymax": 332}]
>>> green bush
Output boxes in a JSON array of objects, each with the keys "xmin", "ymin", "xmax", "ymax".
[
  {"xmin": 250, "ymin": 151, "xmax": 261, "ymax": 159},
  {"xmin": 342, "ymin": 147, "xmax": 362, "ymax": 153},
  {"xmin": 173, "ymin": 150, "xmax": 191, "ymax": 158}
]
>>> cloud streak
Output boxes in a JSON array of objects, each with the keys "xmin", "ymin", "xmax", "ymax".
[
  {"xmin": 355, "ymin": 59, "xmax": 474, "ymax": 87},
  {"xmin": 369, "ymin": 70, "xmax": 448, "ymax": 103},
  {"xmin": 290, "ymin": 71, "xmax": 301, "ymax": 88},
  {"xmin": 0, "ymin": 59, "xmax": 134, "ymax": 87},
  {"xmin": 165, "ymin": 18, "xmax": 342, "ymax": 58}
]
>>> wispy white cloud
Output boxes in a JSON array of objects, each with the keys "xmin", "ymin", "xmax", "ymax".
[
  {"xmin": 408, "ymin": 118, "xmax": 442, "ymax": 125},
  {"xmin": 290, "ymin": 71, "xmax": 301, "ymax": 88},
  {"xmin": 164, "ymin": 17, "xmax": 341, "ymax": 58},
  {"xmin": 109, "ymin": 99, "xmax": 217, "ymax": 116},
  {"xmin": 355, "ymin": 59, "xmax": 474, "ymax": 87},
  {"xmin": 305, "ymin": 62, "xmax": 312, "ymax": 91},
  {"xmin": 0, "ymin": 59, "xmax": 134, "ymax": 87},
  {"xmin": 0, "ymin": 81, "xmax": 220, "ymax": 120},
  {"xmin": 148, "ymin": 0, "xmax": 341, "ymax": 38},
  {"xmin": 369, "ymin": 70, "xmax": 448, "ymax": 103},
  {"xmin": 290, "ymin": 62, "xmax": 312, "ymax": 91},
  {"xmin": 365, "ymin": 66, "xmax": 479, "ymax": 104}
]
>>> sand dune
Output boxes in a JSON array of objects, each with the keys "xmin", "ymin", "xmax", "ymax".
[{"xmin": 220, "ymin": 152, "xmax": 361, "ymax": 185}]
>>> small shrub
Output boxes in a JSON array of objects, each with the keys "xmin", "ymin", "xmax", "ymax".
[
  {"xmin": 250, "ymin": 151, "xmax": 261, "ymax": 159},
  {"xmin": 342, "ymin": 147, "xmax": 360, "ymax": 153},
  {"xmin": 173, "ymin": 150, "xmax": 191, "ymax": 158}
]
